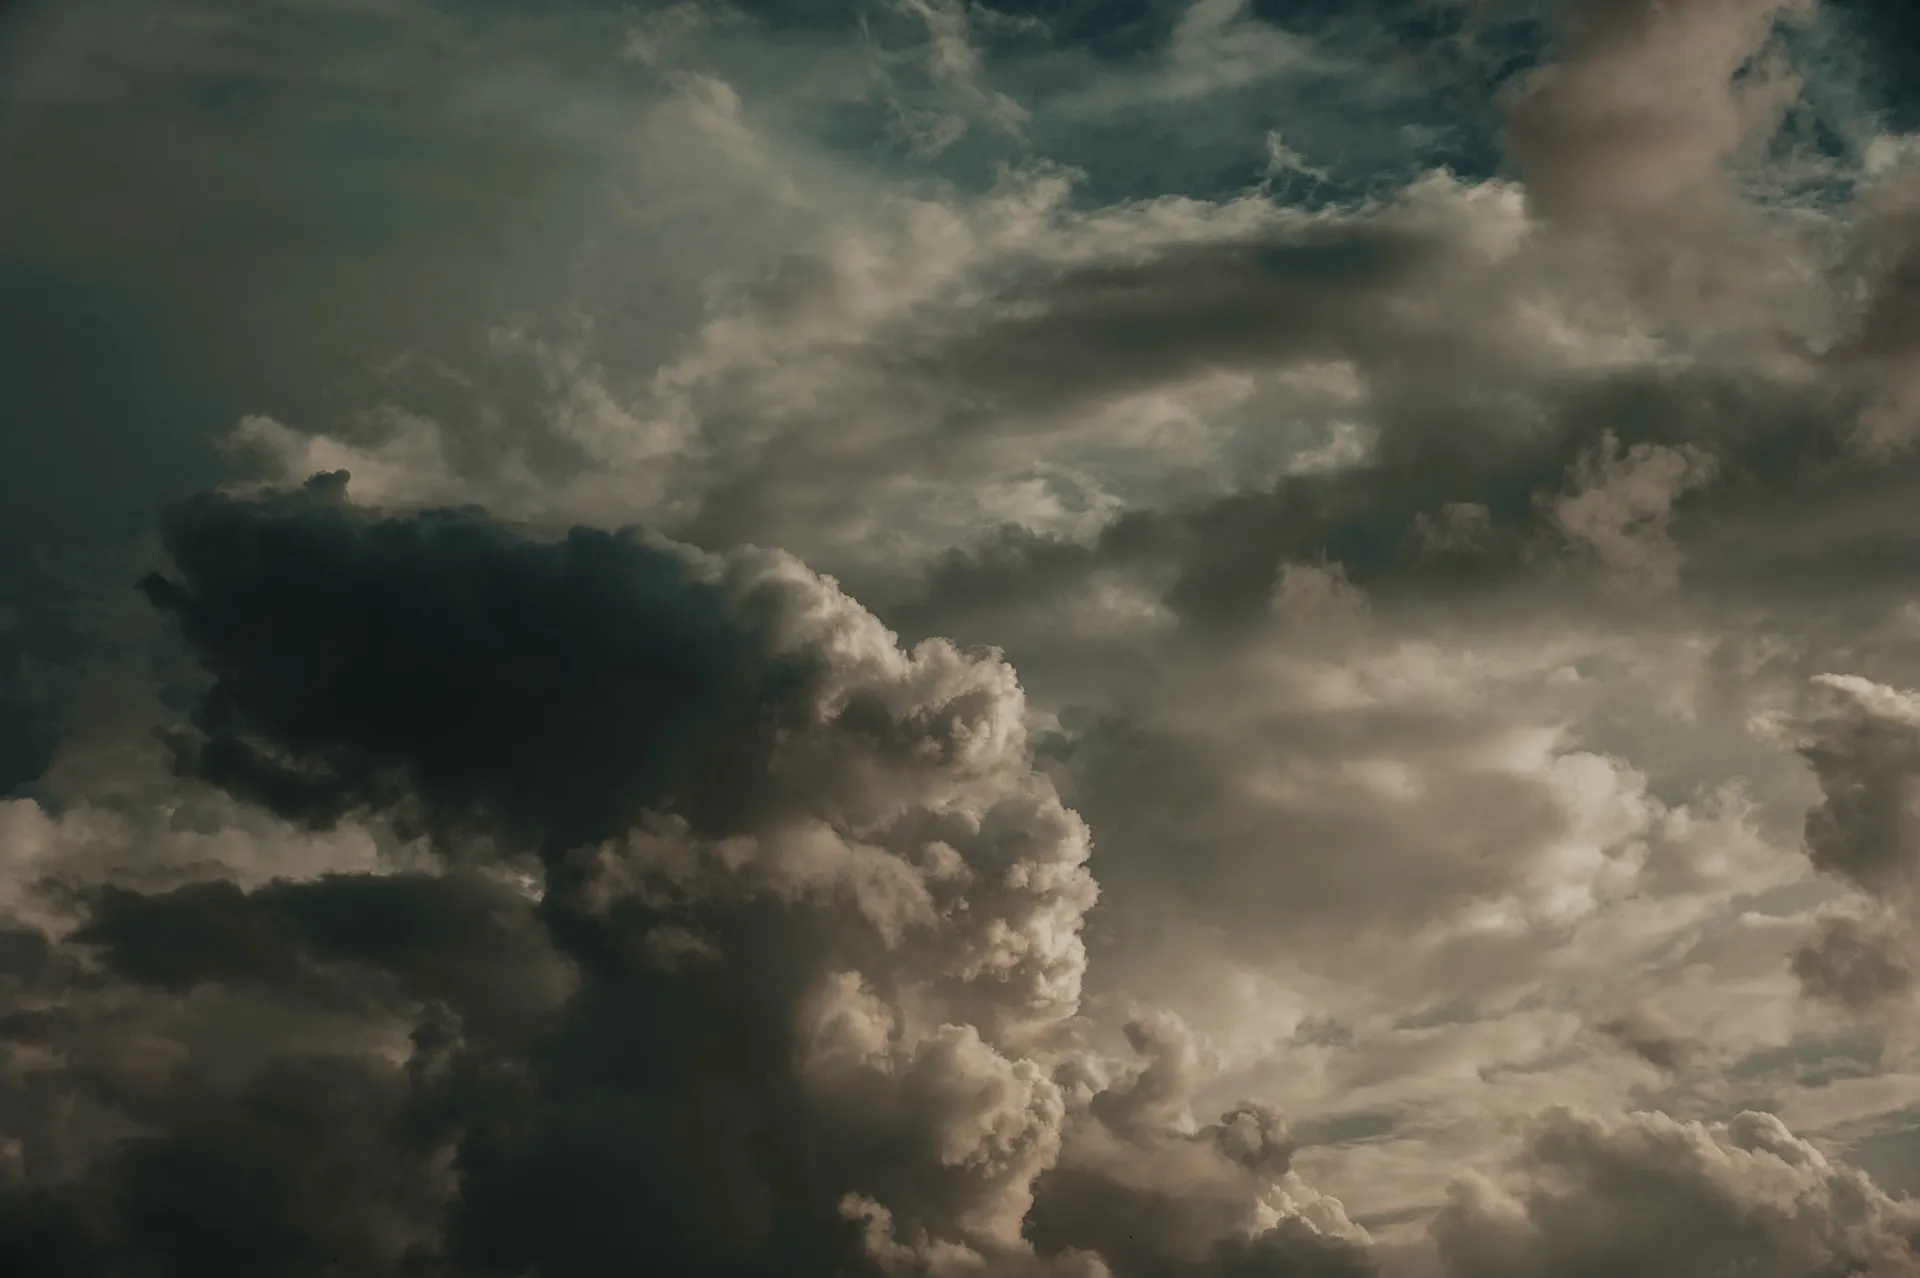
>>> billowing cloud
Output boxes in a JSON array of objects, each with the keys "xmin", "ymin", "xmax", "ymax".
[
  {"xmin": 1028, "ymin": 1011, "xmax": 1375, "ymax": 1278},
  {"xmin": 1, "ymin": 480, "xmax": 1383, "ymax": 1277},
  {"xmin": 11, "ymin": 1, "xmax": 1920, "ymax": 1274},
  {"xmin": 1433, "ymin": 1107, "xmax": 1920, "ymax": 1278}
]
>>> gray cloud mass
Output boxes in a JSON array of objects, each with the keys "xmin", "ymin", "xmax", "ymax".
[{"xmin": 10, "ymin": 1, "xmax": 1920, "ymax": 1276}]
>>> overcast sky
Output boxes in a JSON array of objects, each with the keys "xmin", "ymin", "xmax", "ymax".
[{"xmin": 10, "ymin": 1, "xmax": 1920, "ymax": 1275}]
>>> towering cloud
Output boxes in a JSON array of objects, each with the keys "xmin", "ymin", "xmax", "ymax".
[{"xmin": 1, "ymin": 477, "xmax": 1359, "ymax": 1278}]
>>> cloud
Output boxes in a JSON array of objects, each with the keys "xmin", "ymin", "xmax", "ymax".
[
  {"xmin": 0, "ymin": 479, "xmax": 1395, "ymax": 1277},
  {"xmin": 15, "ymin": 1, "xmax": 1920, "ymax": 1273},
  {"xmin": 72, "ymin": 871, "xmax": 574, "ymax": 1043},
  {"xmin": 1785, "ymin": 673, "xmax": 1920, "ymax": 1012},
  {"xmin": 1507, "ymin": 0, "xmax": 1814, "ymax": 224},
  {"xmin": 0, "ymin": 1044, "xmax": 455, "ymax": 1278},
  {"xmin": 1792, "ymin": 911, "xmax": 1915, "ymax": 1012},
  {"xmin": 1597, "ymin": 1003, "xmax": 1702, "ymax": 1074},
  {"xmin": 1028, "ymin": 1011, "xmax": 1376, "ymax": 1278},
  {"xmin": 1796, "ymin": 673, "xmax": 1920, "ymax": 898},
  {"xmin": 1546, "ymin": 432, "xmax": 1718, "ymax": 597},
  {"xmin": 1432, "ymin": 1106, "xmax": 1920, "ymax": 1278},
  {"xmin": 138, "ymin": 471, "xmax": 810, "ymax": 855}
]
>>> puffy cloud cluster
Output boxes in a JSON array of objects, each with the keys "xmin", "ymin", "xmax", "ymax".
[
  {"xmin": 1434, "ymin": 1107, "xmax": 1920, "ymax": 1278},
  {"xmin": 1028, "ymin": 1012, "xmax": 1375, "ymax": 1278},
  {"xmin": 0, "ymin": 478, "xmax": 1369, "ymax": 1278}
]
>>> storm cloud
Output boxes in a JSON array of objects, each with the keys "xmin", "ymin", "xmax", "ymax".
[
  {"xmin": 11, "ymin": 0, "xmax": 1920, "ymax": 1275},
  {"xmin": 4, "ymin": 482, "xmax": 1365, "ymax": 1277}
]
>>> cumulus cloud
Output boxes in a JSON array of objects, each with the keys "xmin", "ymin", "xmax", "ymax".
[
  {"xmin": 1029, "ymin": 1010, "xmax": 1375, "ymax": 1278},
  {"xmin": 1433, "ymin": 1107, "xmax": 1920, "ymax": 1278},
  {"xmin": 1, "ymin": 479, "xmax": 1373, "ymax": 1278}
]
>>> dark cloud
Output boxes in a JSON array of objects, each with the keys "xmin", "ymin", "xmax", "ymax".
[
  {"xmin": 73, "ymin": 871, "xmax": 573, "ymax": 1042},
  {"xmin": 0, "ymin": 1043, "xmax": 456, "ymax": 1278},
  {"xmin": 139, "ymin": 473, "xmax": 813, "ymax": 855},
  {"xmin": 125, "ymin": 480, "xmax": 1059, "ymax": 1274},
  {"xmin": 4, "ymin": 480, "xmax": 1386, "ymax": 1278}
]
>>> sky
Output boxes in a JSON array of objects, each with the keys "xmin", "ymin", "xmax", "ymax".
[{"xmin": 9, "ymin": 0, "xmax": 1920, "ymax": 1274}]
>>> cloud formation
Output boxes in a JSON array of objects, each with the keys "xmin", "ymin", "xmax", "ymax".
[
  {"xmin": 1786, "ymin": 674, "xmax": 1920, "ymax": 1012},
  {"xmin": 4, "ymin": 480, "xmax": 1382, "ymax": 1278},
  {"xmin": 10, "ymin": 0, "xmax": 1920, "ymax": 1274},
  {"xmin": 1435, "ymin": 1107, "xmax": 1920, "ymax": 1278}
]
